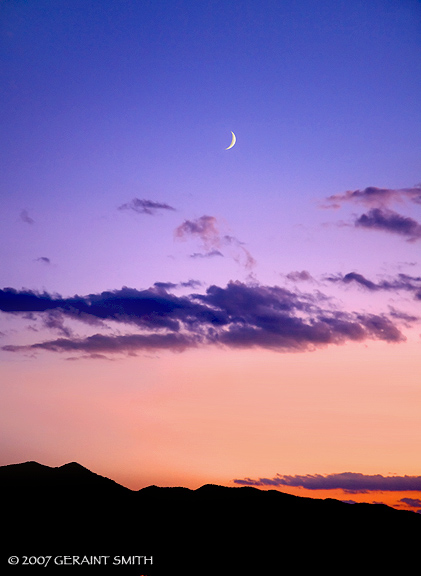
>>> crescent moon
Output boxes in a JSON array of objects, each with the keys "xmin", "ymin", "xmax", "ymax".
[{"xmin": 225, "ymin": 131, "xmax": 236, "ymax": 150}]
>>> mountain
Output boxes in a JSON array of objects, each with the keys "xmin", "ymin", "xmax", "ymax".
[
  {"xmin": 1, "ymin": 461, "xmax": 419, "ymax": 574},
  {"xmin": 0, "ymin": 460, "xmax": 130, "ymax": 493}
]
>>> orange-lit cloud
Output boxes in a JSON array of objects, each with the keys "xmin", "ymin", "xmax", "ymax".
[{"xmin": 234, "ymin": 472, "xmax": 421, "ymax": 493}]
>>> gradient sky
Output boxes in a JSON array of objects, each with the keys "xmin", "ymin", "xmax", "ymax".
[{"xmin": 1, "ymin": 0, "xmax": 421, "ymax": 512}]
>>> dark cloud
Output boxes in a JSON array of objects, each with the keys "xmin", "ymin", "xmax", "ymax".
[
  {"xmin": 0, "ymin": 288, "xmax": 65, "ymax": 313},
  {"xmin": 341, "ymin": 272, "xmax": 379, "ymax": 291},
  {"xmin": 3, "ymin": 332, "xmax": 196, "ymax": 354},
  {"xmin": 153, "ymin": 281, "xmax": 178, "ymax": 291},
  {"xmin": 234, "ymin": 472, "xmax": 421, "ymax": 492},
  {"xmin": 327, "ymin": 271, "xmax": 421, "ymax": 300},
  {"xmin": 355, "ymin": 208, "xmax": 421, "ymax": 242},
  {"xmin": 153, "ymin": 280, "xmax": 203, "ymax": 290},
  {"xmin": 399, "ymin": 497, "xmax": 421, "ymax": 508},
  {"xmin": 36, "ymin": 257, "xmax": 51, "ymax": 264},
  {"xmin": 0, "ymin": 281, "xmax": 406, "ymax": 356},
  {"xmin": 0, "ymin": 285, "xmax": 228, "ymax": 330},
  {"xmin": 20, "ymin": 209, "xmax": 34, "ymax": 224},
  {"xmin": 324, "ymin": 186, "xmax": 421, "ymax": 209},
  {"xmin": 179, "ymin": 280, "xmax": 202, "ymax": 288},
  {"xmin": 118, "ymin": 198, "xmax": 175, "ymax": 215}
]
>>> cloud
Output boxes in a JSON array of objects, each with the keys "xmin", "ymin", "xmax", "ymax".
[
  {"xmin": 355, "ymin": 208, "xmax": 421, "ymax": 242},
  {"xmin": 65, "ymin": 353, "xmax": 115, "ymax": 361},
  {"xmin": 153, "ymin": 281, "xmax": 178, "ymax": 291},
  {"xmin": 4, "ymin": 332, "xmax": 196, "ymax": 354},
  {"xmin": 20, "ymin": 209, "xmax": 34, "ymax": 224},
  {"xmin": 175, "ymin": 216, "xmax": 256, "ymax": 270},
  {"xmin": 233, "ymin": 472, "xmax": 421, "ymax": 493},
  {"xmin": 399, "ymin": 497, "xmax": 421, "ymax": 508},
  {"xmin": 0, "ymin": 285, "xmax": 227, "ymax": 336},
  {"xmin": 223, "ymin": 235, "xmax": 256, "ymax": 270},
  {"xmin": 42, "ymin": 310, "xmax": 73, "ymax": 338},
  {"xmin": 327, "ymin": 271, "xmax": 421, "ymax": 300},
  {"xmin": 118, "ymin": 198, "xmax": 175, "ymax": 215},
  {"xmin": 179, "ymin": 280, "xmax": 203, "ymax": 289},
  {"xmin": 322, "ymin": 185, "xmax": 421, "ymax": 242},
  {"xmin": 153, "ymin": 280, "xmax": 203, "ymax": 290},
  {"xmin": 286, "ymin": 270, "xmax": 314, "ymax": 282},
  {"xmin": 190, "ymin": 250, "xmax": 224, "ymax": 259},
  {"xmin": 339, "ymin": 272, "xmax": 379, "ymax": 291},
  {"xmin": 388, "ymin": 307, "xmax": 419, "ymax": 323},
  {"xmin": 0, "ymin": 280, "xmax": 406, "ymax": 356},
  {"xmin": 175, "ymin": 216, "xmax": 220, "ymax": 250},
  {"xmin": 36, "ymin": 257, "xmax": 51, "ymax": 264},
  {"xmin": 324, "ymin": 185, "xmax": 421, "ymax": 209}
]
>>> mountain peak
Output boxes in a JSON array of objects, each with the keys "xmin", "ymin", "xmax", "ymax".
[{"xmin": 57, "ymin": 461, "xmax": 92, "ymax": 472}]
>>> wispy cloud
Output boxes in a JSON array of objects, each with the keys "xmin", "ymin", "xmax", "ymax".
[
  {"xmin": 286, "ymin": 270, "xmax": 314, "ymax": 282},
  {"xmin": 6, "ymin": 332, "xmax": 195, "ymax": 354},
  {"xmin": 118, "ymin": 198, "xmax": 176, "ymax": 215},
  {"xmin": 179, "ymin": 279, "xmax": 203, "ymax": 289},
  {"xmin": 0, "ymin": 281, "xmax": 406, "ymax": 356},
  {"xmin": 35, "ymin": 257, "xmax": 51, "ymax": 264},
  {"xmin": 234, "ymin": 472, "xmax": 421, "ymax": 493},
  {"xmin": 175, "ymin": 215, "xmax": 220, "ymax": 250},
  {"xmin": 190, "ymin": 250, "xmax": 224, "ymax": 259},
  {"xmin": 222, "ymin": 235, "xmax": 256, "ymax": 271},
  {"xmin": 42, "ymin": 310, "xmax": 73, "ymax": 337},
  {"xmin": 175, "ymin": 216, "xmax": 256, "ymax": 270},
  {"xmin": 323, "ymin": 185, "xmax": 421, "ymax": 209},
  {"xmin": 65, "ymin": 353, "xmax": 114, "ymax": 361},
  {"xmin": 20, "ymin": 209, "xmax": 34, "ymax": 224}
]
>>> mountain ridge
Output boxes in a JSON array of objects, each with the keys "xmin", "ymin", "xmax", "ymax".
[
  {"xmin": 2, "ymin": 460, "xmax": 420, "ymax": 574},
  {"xmin": 1, "ymin": 460, "xmax": 418, "ymax": 511}
]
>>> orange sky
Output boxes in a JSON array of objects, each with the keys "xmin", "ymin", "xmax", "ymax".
[{"xmin": 2, "ymin": 337, "xmax": 420, "ymax": 511}]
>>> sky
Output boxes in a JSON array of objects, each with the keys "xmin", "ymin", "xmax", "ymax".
[{"xmin": 1, "ymin": 0, "xmax": 421, "ymax": 512}]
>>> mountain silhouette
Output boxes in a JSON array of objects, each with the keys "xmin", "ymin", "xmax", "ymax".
[{"xmin": 1, "ymin": 461, "xmax": 419, "ymax": 574}]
